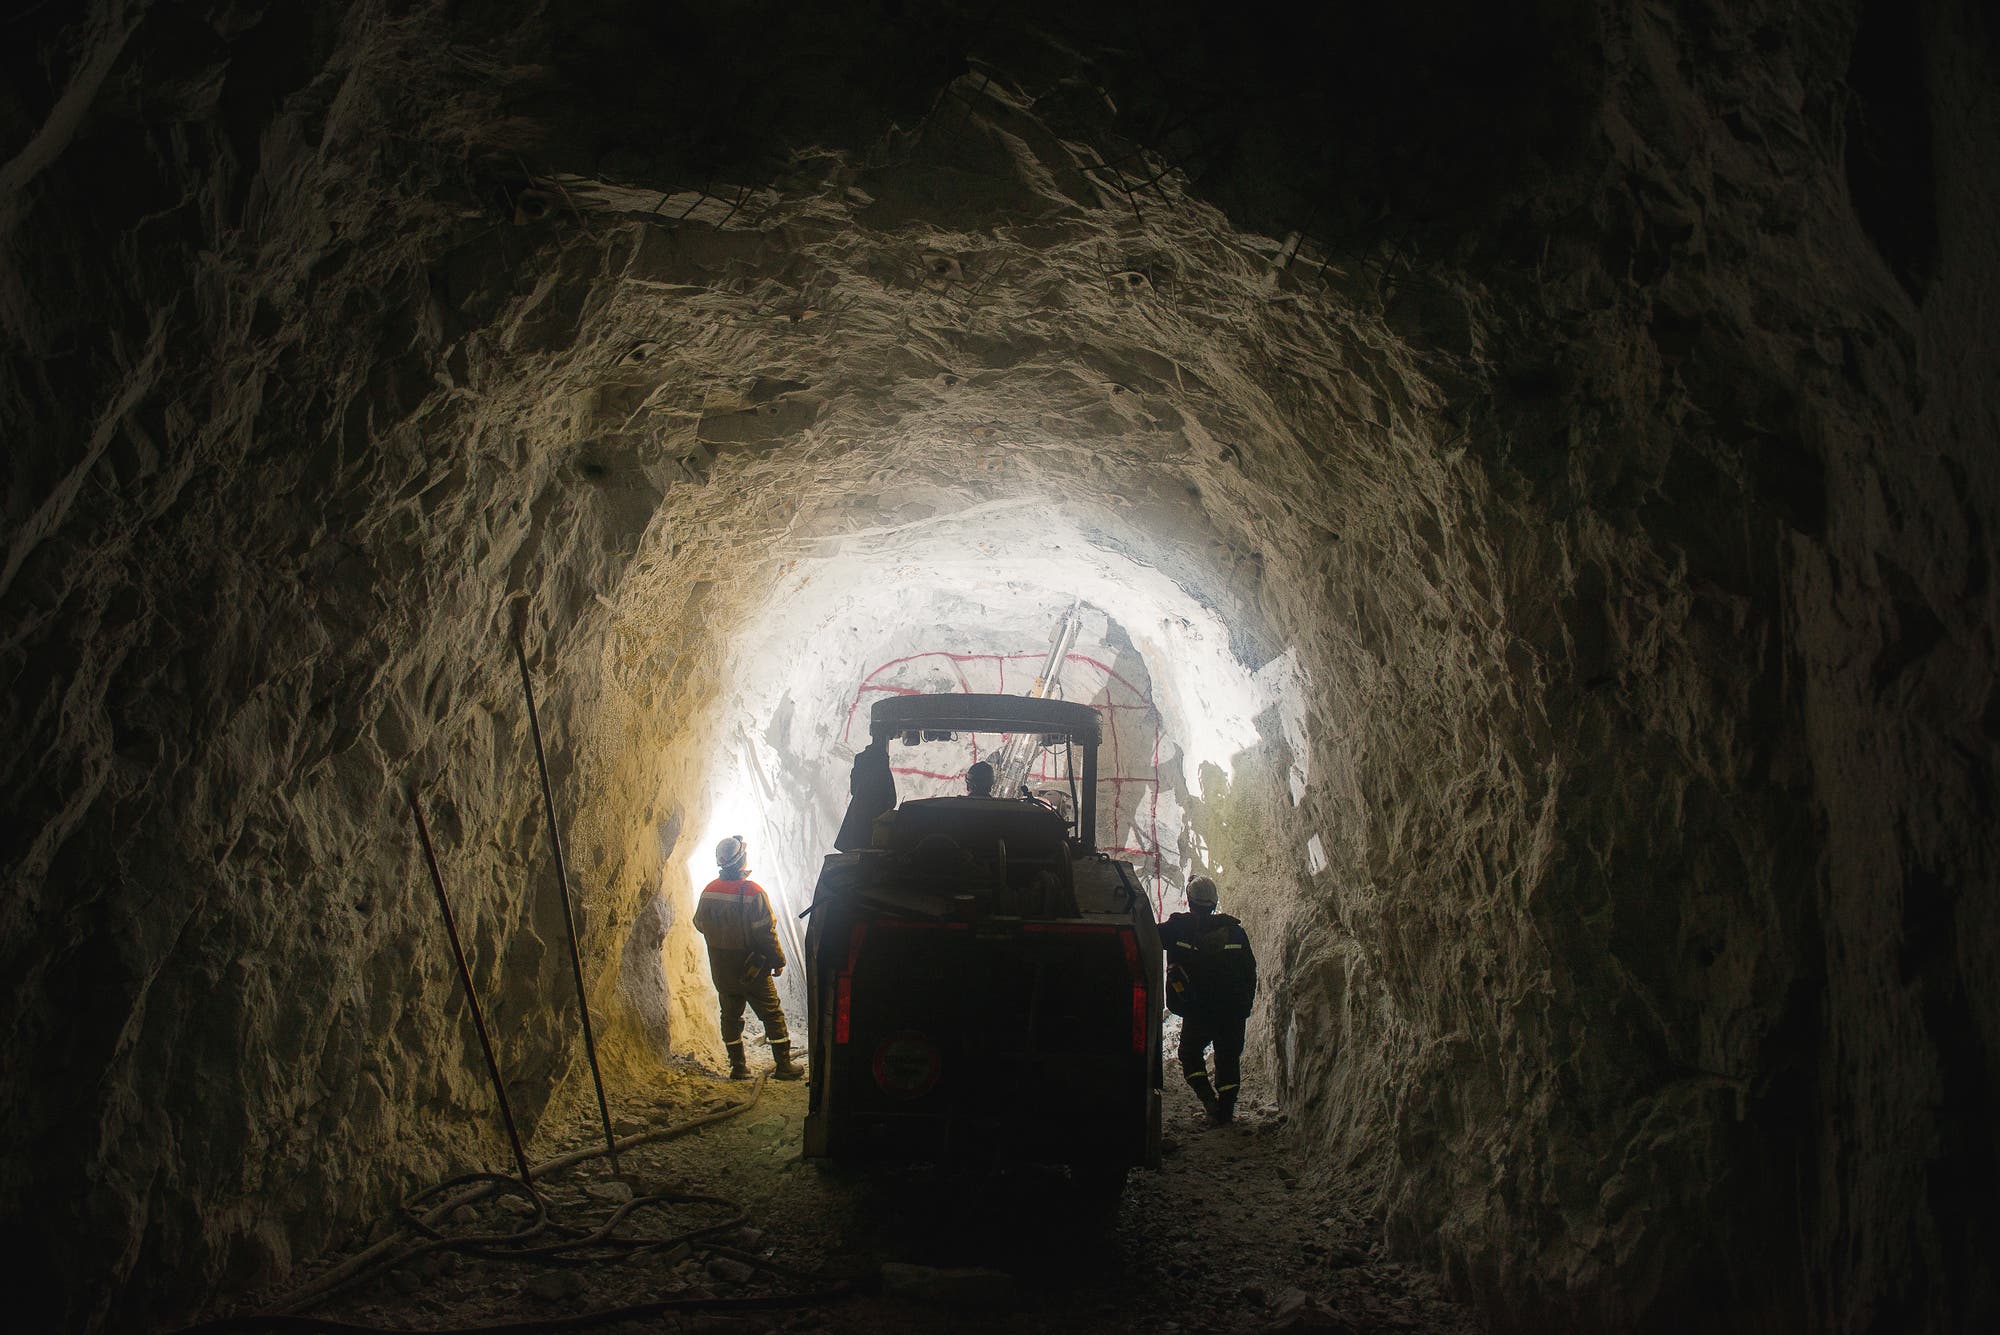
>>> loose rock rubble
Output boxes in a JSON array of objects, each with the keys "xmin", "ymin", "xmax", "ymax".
[{"xmin": 245, "ymin": 1065, "xmax": 1478, "ymax": 1335}]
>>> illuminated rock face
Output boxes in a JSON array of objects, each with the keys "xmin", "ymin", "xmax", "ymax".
[{"xmin": 2, "ymin": 2, "xmax": 1993, "ymax": 1331}]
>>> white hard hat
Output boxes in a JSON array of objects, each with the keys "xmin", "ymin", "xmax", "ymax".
[{"xmin": 715, "ymin": 835, "xmax": 748, "ymax": 870}]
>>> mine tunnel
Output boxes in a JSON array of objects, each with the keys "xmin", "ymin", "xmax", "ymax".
[{"xmin": 3, "ymin": 1, "xmax": 1995, "ymax": 1331}]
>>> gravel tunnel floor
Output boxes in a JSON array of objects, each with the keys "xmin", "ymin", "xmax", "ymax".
[{"xmin": 235, "ymin": 1061, "xmax": 1480, "ymax": 1335}]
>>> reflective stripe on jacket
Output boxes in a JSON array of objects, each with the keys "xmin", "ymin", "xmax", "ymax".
[
  {"xmin": 693, "ymin": 877, "xmax": 785, "ymax": 969},
  {"xmin": 1159, "ymin": 909, "xmax": 1257, "ymax": 1019}
]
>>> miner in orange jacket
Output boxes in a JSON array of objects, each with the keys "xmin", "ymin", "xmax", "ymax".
[{"xmin": 693, "ymin": 835, "xmax": 802, "ymax": 1080}]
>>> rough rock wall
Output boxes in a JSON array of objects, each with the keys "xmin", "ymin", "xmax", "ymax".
[
  {"xmin": 1223, "ymin": 1, "xmax": 1999, "ymax": 1330},
  {"xmin": 3, "ymin": 1, "xmax": 1994, "ymax": 1332},
  {"xmin": 1785, "ymin": 0, "xmax": 1999, "ymax": 1322},
  {"xmin": 0, "ymin": 6, "xmax": 703, "ymax": 1326}
]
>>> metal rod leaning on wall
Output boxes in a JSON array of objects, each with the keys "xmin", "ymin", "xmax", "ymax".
[
  {"xmin": 514, "ymin": 626, "xmax": 621, "ymax": 1173},
  {"xmin": 405, "ymin": 784, "xmax": 536, "ymax": 1188}
]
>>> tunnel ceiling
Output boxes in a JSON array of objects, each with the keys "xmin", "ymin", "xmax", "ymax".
[{"xmin": 4, "ymin": 2, "xmax": 1997, "ymax": 1333}]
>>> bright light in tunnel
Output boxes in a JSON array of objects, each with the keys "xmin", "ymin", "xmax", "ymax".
[
  {"xmin": 684, "ymin": 769, "xmax": 761, "ymax": 902},
  {"xmin": 682, "ymin": 725, "xmax": 809, "ymax": 979},
  {"xmin": 675, "ymin": 502, "xmax": 1306, "ymax": 932}
]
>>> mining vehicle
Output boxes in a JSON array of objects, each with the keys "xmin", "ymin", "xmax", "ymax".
[{"xmin": 801, "ymin": 693, "xmax": 1163, "ymax": 1189}]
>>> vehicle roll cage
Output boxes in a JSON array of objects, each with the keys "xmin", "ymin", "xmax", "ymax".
[{"xmin": 869, "ymin": 693, "xmax": 1103, "ymax": 851}]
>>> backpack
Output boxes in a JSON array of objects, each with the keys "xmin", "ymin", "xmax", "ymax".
[{"xmin": 1165, "ymin": 913, "xmax": 1254, "ymax": 1019}]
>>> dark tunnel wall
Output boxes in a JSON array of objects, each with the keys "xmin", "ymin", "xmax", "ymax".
[{"xmin": 2, "ymin": 1, "xmax": 1996, "ymax": 1331}]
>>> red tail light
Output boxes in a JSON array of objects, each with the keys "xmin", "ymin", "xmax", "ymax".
[
  {"xmin": 835, "ymin": 923, "xmax": 868, "ymax": 1045},
  {"xmin": 1119, "ymin": 928, "xmax": 1147, "ymax": 1054}
]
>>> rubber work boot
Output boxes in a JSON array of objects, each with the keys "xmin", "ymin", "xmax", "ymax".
[
  {"xmin": 770, "ymin": 1040, "xmax": 804, "ymax": 1081},
  {"xmin": 725, "ymin": 1040, "xmax": 750, "ymax": 1081},
  {"xmin": 1187, "ymin": 1073, "xmax": 1221, "ymax": 1122},
  {"xmin": 1215, "ymin": 1085, "xmax": 1238, "ymax": 1125}
]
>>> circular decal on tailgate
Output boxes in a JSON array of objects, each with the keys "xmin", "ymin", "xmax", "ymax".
[{"xmin": 871, "ymin": 1031, "xmax": 941, "ymax": 1098}]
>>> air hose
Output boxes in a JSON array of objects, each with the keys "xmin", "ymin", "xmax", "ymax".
[{"xmin": 176, "ymin": 1075, "xmax": 849, "ymax": 1334}]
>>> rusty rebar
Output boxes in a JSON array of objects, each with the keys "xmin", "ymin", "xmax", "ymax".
[
  {"xmin": 513, "ymin": 628, "xmax": 621, "ymax": 1173},
  {"xmin": 406, "ymin": 784, "xmax": 534, "ymax": 1188}
]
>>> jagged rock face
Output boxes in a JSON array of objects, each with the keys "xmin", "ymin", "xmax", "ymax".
[{"xmin": 2, "ymin": 2, "xmax": 1993, "ymax": 1331}]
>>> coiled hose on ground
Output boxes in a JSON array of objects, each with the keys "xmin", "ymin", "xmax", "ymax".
[{"xmin": 177, "ymin": 1075, "xmax": 849, "ymax": 1334}]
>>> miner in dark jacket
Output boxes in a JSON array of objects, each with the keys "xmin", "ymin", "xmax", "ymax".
[
  {"xmin": 694, "ymin": 835, "xmax": 802, "ymax": 1080},
  {"xmin": 1158, "ymin": 875, "xmax": 1257, "ymax": 1123},
  {"xmin": 834, "ymin": 736, "xmax": 895, "ymax": 851}
]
